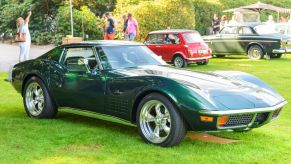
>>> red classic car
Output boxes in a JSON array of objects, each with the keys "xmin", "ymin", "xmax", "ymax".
[{"xmin": 145, "ymin": 29, "xmax": 212, "ymax": 68}]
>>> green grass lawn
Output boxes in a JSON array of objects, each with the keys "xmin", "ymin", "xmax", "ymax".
[{"xmin": 0, "ymin": 56, "xmax": 291, "ymax": 163}]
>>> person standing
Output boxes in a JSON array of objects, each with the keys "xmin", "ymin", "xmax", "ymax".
[
  {"xmin": 220, "ymin": 15, "xmax": 228, "ymax": 30},
  {"xmin": 228, "ymin": 15, "xmax": 238, "ymax": 26},
  {"xmin": 103, "ymin": 12, "xmax": 115, "ymax": 40},
  {"xmin": 126, "ymin": 13, "xmax": 138, "ymax": 41},
  {"xmin": 122, "ymin": 14, "xmax": 128, "ymax": 40},
  {"xmin": 212, "ymin": 14, "xmax": 220, "ymax": 34},
  {"xmin": 16, "ymin": 11, "xmax": 32, "ymax": 62}
]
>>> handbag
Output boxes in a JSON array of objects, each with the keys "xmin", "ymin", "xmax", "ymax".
[{"xmin": 15, "ymin": 33, "xmax": 26, "ymax": 42}]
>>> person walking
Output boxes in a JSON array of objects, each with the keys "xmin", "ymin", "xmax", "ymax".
[
  {"xmin": 212, "ymin": 14, "xmax": 220, "ymax": 34},
  {"xmin": 126, "ymin": 13, "xmax": 138, "ymax": 41},
  {"xmin": 122, "ymin": 14, "xmax": 128, "ymax": 40},
  {"xmin": 16, "ymin": 11, "xmax": 32, "ymax": 62},
  {"xmin": 103, "ymin": 12, "xmax": 115, "ymax": 40}
]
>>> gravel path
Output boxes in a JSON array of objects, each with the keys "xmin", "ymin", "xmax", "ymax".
[{"xmin": 0, "ymin": 43, "xmax": 54, "ymax": 72}]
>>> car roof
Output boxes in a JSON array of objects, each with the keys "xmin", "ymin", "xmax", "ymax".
[
  {"xmin": 226, "ymin": 22, "xmax": 261, "ymax": 28},
  {"xmin": 149, "ymin": 29, "xmax": 198, "ymax": 34},
  {"xmin": 62, "ymin": 40, "xmax": 144, "ymax": 47}
]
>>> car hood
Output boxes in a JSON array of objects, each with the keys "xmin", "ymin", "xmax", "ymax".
[{"xmin": 112, "ymin": 65, "xmax": 285, "ymax": 109}]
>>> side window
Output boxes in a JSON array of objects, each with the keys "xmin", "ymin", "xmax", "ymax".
[
  {"xmin": 238, "ymin": 27, "xmax": 254, "ymax": 35},
  {"xmin": 96, "ymin": 47, "xmax": 111, "ymax": 70},
  {"xmin": 145, "ymin": 34, "xmax": 163, "ymax": 44},
  {"xmin": 220, "ymin": 27, "xmax": 237, "ymax": 34},
  {"xmin": 46, "ymin": 47, "xmax": 63, "ymax": 62},
  {"xmin": 62, "ymin": 47, "xmax": 97, "ymax": 72},
  {"xmin": 164, "ymin": 34, "xmax": 180, "ymax": 44}
]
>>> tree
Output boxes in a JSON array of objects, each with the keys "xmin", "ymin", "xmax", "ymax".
[{"xmin": 114, "ymin": 0, "xmax": 195, "ymax": 41}]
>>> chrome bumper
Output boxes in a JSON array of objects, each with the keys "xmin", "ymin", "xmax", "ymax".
[
  {"xmin": 272, "ymin": 48, "xmax": 291, "ymax": 54},
  {"xmin": 186, "ymin": 56, "xmax": 212, "ymax": 61},
  {"xmin": 199, "ymin": 101, "xmax": 287, "ymax": 115},
  {"xmin": 199, "ymin": 101, "xmax": 287, "ymax": 130}
]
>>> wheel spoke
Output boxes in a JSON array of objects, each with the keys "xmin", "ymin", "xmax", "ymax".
[
  {"xmin": 154, "ymin": 126, "xmax": 160, "ymax": 138},
  {"xmin": 162, "ymin": 124, "xmax": 170, "ymax": 135},
  {"xmin": 164, "ymin": 110, "xmax": 170, "ymax": 119},
  {"xmin": 155, "ymin": 103, "xmax": 162, "ymax": 116},
  {"xmin": 37, "ymin": 102, "xmax": 43, "ymax": 110},
  {"xmin": 145, "ymin": 113, "xmax": 155, "ymax": 122}
]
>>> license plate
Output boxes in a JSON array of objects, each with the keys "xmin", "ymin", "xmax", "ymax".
[{"xmin": 198, "ymin": 50, "xmax": 208, "ymax": 54}]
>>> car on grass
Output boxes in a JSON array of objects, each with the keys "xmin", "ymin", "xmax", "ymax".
[
  {"xmin": 144, "ymin": 29, "xmax": 212, "ymax": 68},
  {"xmin": 203, "ymin": 23, "xmax": 291, "ymax": 59},
  {"xmin": 11, "ymin": 41, "xmax": 287, "ymax": 147}
]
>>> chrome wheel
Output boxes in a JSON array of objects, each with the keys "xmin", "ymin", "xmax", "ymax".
[
  {"xmin": 140, "ymin": 100, "xmax": 171, "ymax": 143},
  {"xmin": 249, "ymin": 46, "xmax": 263, "ymax": 60},
  {"xmin": 25, "ymin": 82, "xmax": 44, "ymax": 116},
  {"xmin": 174, "ymin": 56, "xmax": 184, "ymax": 68}
]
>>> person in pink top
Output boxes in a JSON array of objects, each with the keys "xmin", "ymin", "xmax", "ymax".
[{"xmin": 126, "ymin": 13, "xmax": 139, "ymax": 41}]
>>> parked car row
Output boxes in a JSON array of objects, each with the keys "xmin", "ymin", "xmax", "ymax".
[{"xmin": 142, "ymin": 23, "xmax": 291, "ymax": 68}]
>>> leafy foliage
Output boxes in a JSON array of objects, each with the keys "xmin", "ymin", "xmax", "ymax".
[{"xmin": 114, "ymin": 0, "xmax": 195, "ymax": 41}]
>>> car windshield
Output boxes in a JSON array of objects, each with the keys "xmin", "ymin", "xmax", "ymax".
[
  {"xmin": 183, "ymin": 33, "xmax": 204, "ymax": 43},
  {"xmin": 254, "ymin": 25, "xmax": 278, "ymax": 34},
  {"xmin": 97, "ymin": 45, "xmax": 167, "ymax": 69}
]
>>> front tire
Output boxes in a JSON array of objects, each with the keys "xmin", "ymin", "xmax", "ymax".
[
  {"xmin": 23, "ymin": 76, "xmax": 57, "ymax": 118},
  {"xmin": 137, "ymin": 93, "xmax": 186, "ymax": 147},
  {"xmin": 248, "ymin": 45, "xmax": 264, "ymax": 60},
  {"xmin": 173, "ymin": 56, "xmax": 187, "ymax": 68}
]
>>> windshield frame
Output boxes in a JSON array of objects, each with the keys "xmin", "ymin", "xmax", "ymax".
[{"xmin": 95, "ymin": 45, "xmax": 168, "ymax": 70}]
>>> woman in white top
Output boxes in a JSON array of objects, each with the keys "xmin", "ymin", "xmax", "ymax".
[{"xmin": 16, "ymin": 11, "xmax": 32, "ymax": 62}]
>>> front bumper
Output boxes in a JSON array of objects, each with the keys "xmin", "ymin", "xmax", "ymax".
[
  {"xmin": 186, "ymin": 56, "xmax": 212, "ymax": 61},
  {"xmin": 197, "ymin": 101, "xmax": 287, "ymax": 131},
  {"xmin": 272, "ymin": 48, "xmax": 291, "ymax": 54}
]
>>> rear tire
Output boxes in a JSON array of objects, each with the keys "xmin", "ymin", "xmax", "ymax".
[
  {"xmin": 248, "ymin": 45, "xmax": 264, "ymax": 60},
  {"xmin": 23, "ymin": 76, "xmax": 57, "ymax": 118},
  {"xmin": 136, "ymin": 93, "xmax": 186, "ymax": 147},
  {"xmin": 173, "ymin": 56, "xmax": 187, "ymax": 68},
  {"xmin": 197, "ymin": 59, "xmax": 209, "ymax": 65}
]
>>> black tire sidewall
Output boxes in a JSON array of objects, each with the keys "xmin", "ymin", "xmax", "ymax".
[{"xmin": 136, "ymin": 93, "xmax": 186, "ymax": 147}]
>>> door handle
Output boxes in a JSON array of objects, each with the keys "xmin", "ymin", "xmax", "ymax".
[{"xmin": 155, "ymin": 46, "xmax": 161, "ymax": 47}]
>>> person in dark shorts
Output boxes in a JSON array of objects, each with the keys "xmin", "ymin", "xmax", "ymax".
[
  {"xmin": 104, "ymin": 12, "xmax": 115, "ymax": 40},
  {"xmin": 212, "ymin": 14, "xmax": 220, "ymax": 34}
]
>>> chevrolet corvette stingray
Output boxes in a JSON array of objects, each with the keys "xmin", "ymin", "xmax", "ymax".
[{"xmin": 11, "ymin": 40, "xmax": 287, "ymax": 147}]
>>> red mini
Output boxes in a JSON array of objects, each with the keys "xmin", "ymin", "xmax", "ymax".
[{"xmin": 145, "ymin": 29, "xmax": 212, "ymax": 68}]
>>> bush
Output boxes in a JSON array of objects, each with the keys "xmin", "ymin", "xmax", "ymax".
[
  {"xmin": 114, "ymin": 0, "xmax": 195, "ymax": 41},
  {"xmin": 55, "ymin": 6, "xmax": 104, "ymax": 42}
]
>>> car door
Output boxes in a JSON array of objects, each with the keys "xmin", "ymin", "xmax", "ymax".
[
  {"xmin": 218, "ymin": 26, "xmax": 239, "ymax": 53},
  {"xmin": 144, "ymin": 34, "xmax": 164, "ymax": 56},
  {"xmin": 237, "ymin": 26, "xmax": 256, "ymax": 53},
  {"xmin": 161, "ymin": 33, "xmax": 182, "ymax": 62},
  {"xmin": 49, "ymin": 46, "xmax": 105, "ymax": 113}
]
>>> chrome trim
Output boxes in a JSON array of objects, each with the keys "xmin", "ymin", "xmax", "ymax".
[
  {"xmin": 199, "ymin": 101, "xmax": 287, "ymax": 115},
  {"xmin": 60, "ymin": 107, "xmax": 135, "ymax": 127},
  {"xmin": 186, "ymin": 56, "xmax": 212, "ymax": 61},
  {"xmin": 272, "ymin": 48, "xmax": 291, "ymax": 53}
]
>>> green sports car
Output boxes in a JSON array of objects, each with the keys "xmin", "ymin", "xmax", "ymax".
[{"xmin": 11, "ymin": 41, "xmax": 287, "ymax": 147}]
